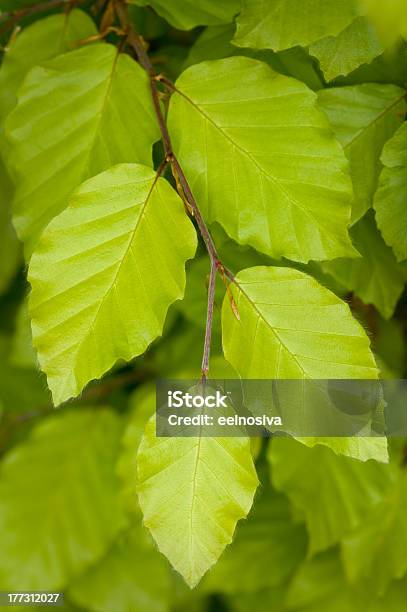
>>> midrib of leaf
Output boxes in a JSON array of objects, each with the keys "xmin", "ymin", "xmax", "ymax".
[
  {"xmin": 189, "ymin": 435, "xmax": 202, "ymax": 572},
  {"xmin": 345, "ymin": 93, "xmax": 406, "ymax": 149},
  {"xmin": 82, "ymin": 45, "xmax": 121, "ymax": 177},
  {"xmin": 151, "ymin": 434, "xmax": 254, "ymax": 580},
  {"xmin": 173, "ymin": 87, "xmax": 340, "ymax": 235},
  {"xmin": 59, "ymin": 174, "xmax": 159, "ymax": 398}
]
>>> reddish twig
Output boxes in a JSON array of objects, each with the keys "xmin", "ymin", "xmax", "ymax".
[
  {"xmin": 201, "ymin": 259, "xmax": 217, "ymax": 381},
  {"xmin": 115, "ymin": 0, "xmax": 235, "ymax": 378}
]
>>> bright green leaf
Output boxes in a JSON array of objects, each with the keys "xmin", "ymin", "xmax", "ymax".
[
  {"xmin": 0, "ymin": 408, "xmax": 125, "ymax": 589},
  {"xmin": 310, "ymin": 16, "xmax": 383, "ymax": 81},
  {"xmin": 128, "ymin": 0, "xmax": 240, "ymax": 30},
  {"xmin": 221, "ymin": 266, "xmax": 388, "ymax": 460},
  {"xmin": 69, "ymin": 525, "xmax": 171, "ymax": 612},
  {"xmin": 269, "ymin": 438, "xmax": 393, "ymax": 555},
  {"xmin": 169, "ymin": 57, "xmax": 356, "ymax": 263},
  {"xmin": 318, "ymin": 83, "xmax": 406, "ymax": 222},
  {"xmin": 0, "ymin": 10, "xmax": 97, "ymax": 131},
  {"xmin": 233, "ymin": 0, "xmax": 361, "ymax": 51},
  {"xmin": 137, "ymin": 416, "xmax": 259, "ymax": 587},
  {"xmin": 28, "ymin": 163, "xmax": 197, "ymax": 406},
  {"xmin": 374, "ymin": 122, "xmax": 407, "ymax": 262},
  {"xmin": 222, "ymin": 266, "xmax": 378, "ymax": 379},
  {"xmin": 322, "ymin": 212, "xmax": 405, "ymax": 319},
  {"xmin": 5, "ymin": 44, "xmax": 159, "ymax": 254}
]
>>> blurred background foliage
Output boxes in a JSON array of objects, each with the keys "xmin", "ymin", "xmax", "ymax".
[{"xmin": 0, "ymin": 1, "xmax": 407, "ymax": 611}]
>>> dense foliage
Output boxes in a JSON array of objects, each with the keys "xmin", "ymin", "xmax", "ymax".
[{"xmin": 0, "ymin": 1, "xmax": 407, "ymax": 611}]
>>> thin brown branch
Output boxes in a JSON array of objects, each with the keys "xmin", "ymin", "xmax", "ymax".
[
  {"xmin": 201, "ymin": 259, "xmax": 217, "ymax": 381},
  {"xmin": 114, "ymin": 0, "xmax": 235, "ymax": 378}
]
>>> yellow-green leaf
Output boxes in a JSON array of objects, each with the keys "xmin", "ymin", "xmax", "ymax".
[
  {"xmin": 137, "ymin": 416, "xmax": 259, "ymax": 587},
  {"xmin": 6, "ymin": 44, "xmax": 159, "ymax": 254},
  {"xmin": 168, "ymin": 57, "xmax": 356, "ymax": 263},
  {"xmin": 233, "ymin": 0, "xmax": 361, "ymax": 51},
  {"xmin": 28, "ymin": 164, "xmax": 197, "ymax": 405},
  {"xmin": 374, "ymin": 122, "xmax": 407, "ymax": 262},
  {"xmin": 221, "ymin": 265, "xmax": 387, "ymax": 461}
]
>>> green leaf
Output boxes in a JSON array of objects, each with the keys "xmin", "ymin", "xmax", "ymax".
[
  {"xmin": 221, "ymin": 265, "xmax": 388, "ymax": 460},
  {"xmin": 0, "ymin": 408, "xmax": 125, "ymax": 590},
  {"xmin": 286, "ymin": 549, "xmax": 407, "ymax": 612},
  {"xmin": 222, "ymin": 265, "xmax": 378, "ymax": 379},
  {"xmin": 310, "ymin": 16, "xmax": 383, "ymax": 81},
  {"xmin": 137, "ymin": 416, "xmax": 259, "ymax": 587},
  {"xmin": 28, "ymin": 163, "xmax": 197, "ymax": 406},
  {"xmin": 69, "ymin": 525, "xmax": 171, "ymax": 612},
  {"xmin": 128, "ymin": 0, "xmax": 240, "ymax": 30},
  {"xmin": 374, "ymin": 122, "xmax": 407, "ymax": 262},
  {"xmin": 269, "ymin": 438, "xmax": 393, "ymax": 555},
  {"xmin": 336, "ymin": 39, "xmax": 407, "ymax": 88},
  {"xmin": 168, "ymin": 57, "xmax": 356, "ymax": 263},
  {"xmin": 321, "ymin": 212, "xmax": 405, "ymax": 319},
  {"xmin": 233, "ymin": 0, "xmax": 361, "ymax": 51},
  {"xmin": 318, "ymin": 83, "xmax": 406, "ymax": 222},
  {"xmin": 185, "ymin": 24, "xmax": 324, "ymax": 91},
  {"xmin": 0, "ymin": 10, "xmax": 97, "ymax": 130},
  {"xmin": 5, "ymin": 44, "xmax": 159, "ymax": 254},
  {"xmin": 342, "ymin": 470, "xmax": 407, "ymax": 595},
  {"xmin": 202, "ymin": 481, "xmax": 307, "ymax": 593}
]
